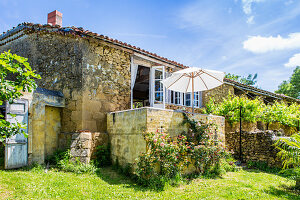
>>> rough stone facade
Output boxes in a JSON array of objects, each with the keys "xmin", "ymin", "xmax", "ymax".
[
  {"xmin": 0, "ymin": 32, "xmax": 132, "ymax": 134},
  {"xmin": 107, "ymin": 107, "xmax": 225, "ymax": 167},
  {"xmin": 225, "ymin": 130, "xmax": 281, "ymax": 166},
  {"xmin": 202, "ymin": 84, "xmax": 234, "ymax": 106},
  {"xmin": 69, "ymin": 131, "xmax": 108, "ymax": 163},
  {"xmin": 225, "ymin": 121, "xmax": 297, "ymax": 137}
]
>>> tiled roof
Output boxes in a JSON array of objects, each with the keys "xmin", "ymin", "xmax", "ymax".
[
  {"xmin": 0, "ymin": 23, "xmax": 187, "ymax": 69},
  {"xmin": 1, "ymin": 23, "xmax": 298, "ymax": 102},
  {"xmin": 224, "ymin": 78, "xmax": 300, "ymax": 102}
]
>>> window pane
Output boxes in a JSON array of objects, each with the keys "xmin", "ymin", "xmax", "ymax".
[
  {"xmin": 155, "ymin": 80, "xmax": 162, "ymax": 91},
  {"xmin": 155, "ymin": 70, "xmax": 162, "ymax": 79},
  {"xmin": 155, "ymin": 92, "xmax": 163, "ymax": 102}
]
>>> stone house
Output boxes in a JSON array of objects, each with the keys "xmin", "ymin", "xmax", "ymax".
[{"xmin": 0, "ymin": 11, "xmax": 298, "ymax": 168}]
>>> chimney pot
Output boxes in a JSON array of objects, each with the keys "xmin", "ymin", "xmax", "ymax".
[{"xmin": 47, "ymin": 10, "xmax": 62, "ymax": 26}]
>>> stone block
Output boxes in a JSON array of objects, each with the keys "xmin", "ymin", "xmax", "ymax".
[{"xmin": 79, "ymin": 132, "xmax": 92, "ymax": 140}]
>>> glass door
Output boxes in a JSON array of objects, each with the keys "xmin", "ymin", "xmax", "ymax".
[{"xmin": 150, "ymin": 66, "xmax": 165, "ymax": 108}]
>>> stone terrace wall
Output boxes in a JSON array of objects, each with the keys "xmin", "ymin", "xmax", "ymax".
[
  {"xmin": 225, "ymin": 130, "xmax": 280, "ymax": 165},
  {"xmin": 107, "ymin": 107, "xmax": 225, "ymax": 167},
  {"xmin": 166, "ymin": 104, "xmax": 203, "ymax": 114}
]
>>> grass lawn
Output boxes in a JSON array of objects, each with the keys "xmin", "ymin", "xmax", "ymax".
[{"xmin": 0, "ymin": 167, "xmax": 299, "ymax": 200}]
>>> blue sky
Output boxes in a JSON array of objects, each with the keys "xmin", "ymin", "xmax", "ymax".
[{"xmin": 1, "ymin": 0, "xmax": 300, "ymax": 92}]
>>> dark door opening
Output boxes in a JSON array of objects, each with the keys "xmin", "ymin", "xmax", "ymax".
[{"xmin": 133, "ymin": 66, "xmax": 150, "ymax": 108}]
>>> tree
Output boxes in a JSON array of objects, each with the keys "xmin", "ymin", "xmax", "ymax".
[
  {"xmin": 225, "ymin": 73, "xmax": 258, "ymax": 86},
  {"xmin": 275, "ymin": 66, "xmax": 300, "ymax": 99},
  {"xmin": 0, "ymin": 51, "xmax": 40, "ymax": 142},
  {"xmin": 275, "ymin": 133, "xmax": 300, "ymax": 189}
]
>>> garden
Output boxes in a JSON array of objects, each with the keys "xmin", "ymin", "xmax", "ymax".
[{"xmin": 0, "ymin": 51, "xmax": 299, "ymax": 199}]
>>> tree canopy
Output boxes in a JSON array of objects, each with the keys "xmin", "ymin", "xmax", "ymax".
[
  {"xmin": 225, "ymin": 73, "xmax": 258, "ymax": 86},
  {"xmin": 275, "ymin": 66, "xmax": 300, "ymax": 99},
  {"xmin": 0, "ymin": 51, "xmax": 40, "ymax": 142}
]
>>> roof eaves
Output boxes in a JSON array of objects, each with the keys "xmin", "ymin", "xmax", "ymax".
[{"xmin": 0, "ymin": 23, "xmax": 187, "ymax": 69}]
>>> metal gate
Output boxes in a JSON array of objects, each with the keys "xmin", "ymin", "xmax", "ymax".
[{"xmin": 5, "ymin": 99, "xmax": 28, "ymax": 169}]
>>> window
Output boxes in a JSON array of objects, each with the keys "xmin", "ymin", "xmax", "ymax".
[
  {"xmin": 185, "ymin": 93, "xmax": 191, "ymax": 107},
  {"xmin": 168, "ymin": 90, "xmax": 202, "ymax": 108},
  {"xmin": 154, "ymin": 70, "xmax": 163, "ymax": 103}
]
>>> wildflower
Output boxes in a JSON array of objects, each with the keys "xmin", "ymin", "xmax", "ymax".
[
  {"xmin": 160, "ymin": 142, "xmax": 165, "ymax": 147},
  {"xmin": 153, "ymin": 139, "xmax": 157, "ymax": 143}
]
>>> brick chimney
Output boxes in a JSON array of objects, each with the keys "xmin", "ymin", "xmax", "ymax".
[{"xmin": 47, "ymin": 10, "xmax": 62, "ymax": 26}]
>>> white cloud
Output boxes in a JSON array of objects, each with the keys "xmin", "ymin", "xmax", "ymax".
[
  {"xmin": 242, "ymin": 0, "xmax": 265, "ymax": 15},
  {"xmin": 243, "ymin": 33, "xmax": 300, "ymax": 53},
  {"xmin": 284, "ymin": 53, "xmax": 300, "ymax": 68},
  {"xmin": 246, "ymin": 16, "xmax": 255, "ymax": 24}
]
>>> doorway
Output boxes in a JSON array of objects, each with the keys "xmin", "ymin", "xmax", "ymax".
[{"xmin": 132, "ymin": 66, "xmax": 150, "ymax": 108}]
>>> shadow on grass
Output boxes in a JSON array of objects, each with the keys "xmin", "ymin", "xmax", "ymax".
[
  {"xmin": 264, "ymin": 184, "xmax": 300, "ymax": 200},
  {"xmin": 95, "ymin": 166, "xmax": 225, "ymax": 192},
  {"xmin": 95, "ymin": 167, "xmax": 155, "ymax": 192}
]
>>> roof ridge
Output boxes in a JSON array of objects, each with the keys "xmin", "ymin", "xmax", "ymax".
[
  {"xmin": 0, "ymin": 22, "xmax": 188, "ymax": 69},
  {"xmin": 224, "ymin": 78, "xmax": 300, "ymax": 102}
]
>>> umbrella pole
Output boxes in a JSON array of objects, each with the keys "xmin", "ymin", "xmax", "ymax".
[{"xmin": 192, "ymin": 73, "xmax": 194, "ymax": 113}]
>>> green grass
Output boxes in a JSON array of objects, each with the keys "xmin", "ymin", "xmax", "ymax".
[{"xmin": 0, "ymin": 167, "xmax": 299, "ymax": 200}]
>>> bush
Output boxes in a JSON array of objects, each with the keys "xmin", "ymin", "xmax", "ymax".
[
  {"xmin": 45, "ymin": 149, "xmax": 67, "ymax": 166},
  {"xmin": 94, "ymin": 145, "xmax": 111, "ymax": 167},
  {"xmin": 47, "ymin": 149, "xmax": 97, "ymax": 174},
  {"xmin": 246, "ymin": 160, "xmax": 279, "ymax": 173},
  {"xmin": 135, "ymin": 114, "xmax": 235, "ymax": 189}
]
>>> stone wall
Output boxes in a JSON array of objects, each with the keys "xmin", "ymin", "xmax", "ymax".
[
  {"xmin": 225, "ymin": 130, "xmax": 281, "ymax": 165},
  {"xmin": 22, "ymin": 90, "xmax": 64, "ymax": 164},
  {"xmin": 165, "ymin": 104, "xmax": 204, "ymax": 114},
  {"xmin": 0, "ymin": 34, "xmax": 84, "ymax": 132},
  {"xmin": 226, "ymin": 121, "xmax": 297, "ymax": 137},
  {"xmin": 0, "ymin": 33, "xmax": 132, "ymax": 134},
  {"xmin": 69, "ymin": 131, "xmax": 108, "ymax": 163},
  {"xmin": 107, "ymin": 107, "xmax": 225, "ymax": 167},
  {"xmin": 81, "ymin": 38, "xmax": 131, "ymax": 132},
  {"xmin": 202, "ymin": 84, "xmax": 234, "ymax": 106}
]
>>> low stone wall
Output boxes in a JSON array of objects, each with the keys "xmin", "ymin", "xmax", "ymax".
[
  {"xmin": 107, "ymin": 107, "xmax": 225, "ymax": 168},
  {"xmin": 225, "ymin": 130, "xmax": 281, "ymax": 165},
  {"xmin": 165, "ymin": 104, "xmax": 203, "ymax": 114},
  {"xmin": 60, "ymin": 131, "xmax": 108, "ymax": 163},
  {"xmin": 225, "ymin": 121, "xmax": 297, "ymax": 137}
]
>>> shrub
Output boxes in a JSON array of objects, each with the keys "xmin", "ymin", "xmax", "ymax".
[
  {"xmin": 45, "ymin": 149, "xmax": 67, "ymax": 166},
  {"xmin": 135, "ymin": 114, "xmax": 234, "ymax": 189},
  {"xmin": 94, "ymin": 145, "xmax": 111, "ymax": 167},
  {"xmin": 48, "ymin": 149, "xmax": 97, "ymax": 174}
]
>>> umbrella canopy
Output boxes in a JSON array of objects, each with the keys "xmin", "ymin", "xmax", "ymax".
[{"xmin": 161, "ymin": 67, "xmax": 225, "ymax": 112}]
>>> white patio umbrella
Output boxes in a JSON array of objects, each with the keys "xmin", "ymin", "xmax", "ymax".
[{"xmin": 161, "ymin": 67, "xmax": 225, "ymax": 112}]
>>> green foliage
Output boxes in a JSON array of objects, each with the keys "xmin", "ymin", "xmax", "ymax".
[
  {"xmin": 246, "ymin": 160, "xmax": 279, "ymax": 173},
  {"xmin": 275, "ymin": 133, "xmax": 300, "ymax": 169},
  {"xmin": 225, "ymin": 73, "xmax": 258, "ymax": 86},
  {"xmin": 204, "ymin": 95, "xmax": 262, "ymax": 124},
  {"xmin": 0, "ymin": 51, "xmax": 41, "ymax": 142},
  {"xmin": 135, "ymin": 114, "xmax": 235, "ymax": 189},
  {"xmin": 49, "ymin": 149, "xmax": 97, "ymax": 174},
  {"xmin": 279, "ymin": 167, "xmax": 300, "ymax": 181},
  {"xmin": 276, "ymin": 66, "xmax": 300, "ymax": 99},
  {"xmin": 45, "ymin": 149, "xmax": 67, "ymax": 166},
  {"xmin": 204, "ymin": 94, "xmax": 300, "ymax": 128},
  {"xmin": 94, "ymin": 145, "xmax": 111, "ymax": 167}
]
